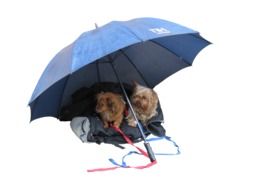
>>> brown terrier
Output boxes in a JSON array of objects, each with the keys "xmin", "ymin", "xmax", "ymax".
[
  {"xmin": 96, "ymin": 92, "xmax": 125, "ymax": 128},
  {"xmin": 127, "ymin": 82, "xmax": 159, "ymax": 127}
]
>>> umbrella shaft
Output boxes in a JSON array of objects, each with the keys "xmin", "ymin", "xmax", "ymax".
[
  {"xmin": 110, "ymin": 62, "xmax": 156, "ymax": 162},
  {"xmin": 109, "ymin": 63, "xmax": 147, "ymax": 141}
]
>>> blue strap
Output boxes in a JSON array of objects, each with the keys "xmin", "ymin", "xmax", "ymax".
[
  {"xmin": 147, "ymin": 136, "xmax": 181, "ymax": 155},
  {"xmin": 109, "ymin": 151, "xmax": 140, "ymax": 168},
  {"xmin": 109, "ymin": 135, "xmax": 180, "ymax": 167}
]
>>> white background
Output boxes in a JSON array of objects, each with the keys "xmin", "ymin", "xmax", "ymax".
[{"xmin": 0, "ymin": 0, "xmax": 252, "ymax": 189}]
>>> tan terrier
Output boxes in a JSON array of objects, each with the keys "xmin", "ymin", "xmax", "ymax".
[{"xmin": 127, "ymin": 82, "xmax": 159, "ymax": 127}]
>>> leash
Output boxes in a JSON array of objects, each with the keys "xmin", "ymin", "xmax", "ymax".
[
  {"xmin": 108, "ymin": 135, "xmax": 180, "ymax": 169},
  {"xmin": 87, "ymin": 125, "xmax": 157, "ymax": 172}
]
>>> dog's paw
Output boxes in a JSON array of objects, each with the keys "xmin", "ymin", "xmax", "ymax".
[
  {"xmin": 103, "ymin": 122, "xmax": 109, "ymax": 128},
  {"xmin": 127, "ymin": 120, "xmax": 137, "ymax": 127}
]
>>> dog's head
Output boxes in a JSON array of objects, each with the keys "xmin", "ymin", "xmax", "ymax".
[
  {"xmin": 96, "ymin": 92, "xmax": 123, "ymax": 114},
  {"xmin": 131, "ymin": 82, "xmax": 158, "ymax": 114}
]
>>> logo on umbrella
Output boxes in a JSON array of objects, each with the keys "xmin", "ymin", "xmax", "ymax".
[{"xmin": 149, "ymin": 27, "xmax": 171, "ymax": 34}]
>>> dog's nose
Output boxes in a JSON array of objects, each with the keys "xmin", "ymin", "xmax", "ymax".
[{"xmin": 135, "ymin": 101, "xmax": 141, "ymax": 107}]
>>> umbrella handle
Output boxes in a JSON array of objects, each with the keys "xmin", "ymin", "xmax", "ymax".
[{"xmin": 144, "ymin": 142, "xmax": 156, "ymax": 162}]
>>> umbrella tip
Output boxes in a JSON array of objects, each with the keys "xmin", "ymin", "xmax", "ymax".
[{"xmin": 95, "ymin": 23, "xmax": 98, "ymax": 29}]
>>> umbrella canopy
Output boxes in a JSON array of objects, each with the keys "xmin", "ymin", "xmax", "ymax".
[{"xmin": 29, "ymin": 17, "xmax": 210, "ymax": 121}]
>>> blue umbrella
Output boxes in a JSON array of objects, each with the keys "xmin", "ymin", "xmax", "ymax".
[{"xmin": 29, "ymin": 17, "xmax": 210, "ymax": 161}]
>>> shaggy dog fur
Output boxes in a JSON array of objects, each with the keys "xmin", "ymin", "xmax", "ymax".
[
  {"xmin": 127, "ymin": 82, "xmax": 159, "ymax": 127},
  {"xmin": 96, "ymin": 92, "xmax": 125, "ymax": 128}
]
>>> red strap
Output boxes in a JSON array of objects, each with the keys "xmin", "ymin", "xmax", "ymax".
[
  {"xmin": 87, "ymin": 166, "xmax": 120, "ymax": 172},
  {"xmin": 112, "ymin": 126, "xmax": 148, "ymax": 156},
  {"xmin": 87, "ymin": 125, "xmax": 157, "ymax": 172}
]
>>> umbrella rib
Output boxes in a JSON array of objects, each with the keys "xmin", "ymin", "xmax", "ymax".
[
  {"xmin": 119, "ymin": 49, "xmax": 150, "ymax": 87},
  {"xmin": 57, "ymin": 75, "xmax": 71, "ymax": 118},
  {"xmin": 150, "ymin": 40, "xmax": 191, "ymax": 66},
  {"xmin": 96, "ymin": 60, "xmax": 101, "ymax": 83}
]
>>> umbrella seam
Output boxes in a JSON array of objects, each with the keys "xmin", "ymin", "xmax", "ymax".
[
  {"xmin": 96, "ymin": 60, "xmax": 101, "ymax": 83},
  {"xmin": 116, "ymin": 21, "xmax": 144, "ymax": 42},
  {"xmin": 150, "ymin": 40, "xmax": 192, "ymax": 66},
  {"xmin": 119, "ymin": 49, "xmax": 151, "ymax": 87},
  {"xmin": 57, "ymin": 75, "xmax": 71, "ymax": 118}
]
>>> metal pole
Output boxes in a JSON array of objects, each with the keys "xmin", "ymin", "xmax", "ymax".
[{"xmin": 110, "ymin": 62, "xmax": 156, "ymax": 162}]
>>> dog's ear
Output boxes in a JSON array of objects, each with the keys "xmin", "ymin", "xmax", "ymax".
[
  {"xmin": 132, "ymin": 80, "xmax": 139, "ymax": 87},
  {"xmin": 118, "ymin": 94, "xmax": 126, "ymax": 104},
  {"xmin": 96, "ymin": 91, "xmax": 104, "ymax": 100},
  {"xmin": 115, "ymin": 94, "xmax": 126, "ymax": 105},
  {"xmin": 151, "ymin": 90, "xmax": 159, "ymax": 104}
]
